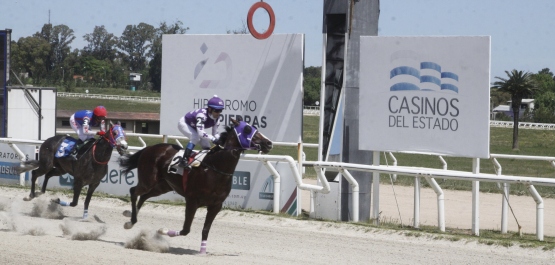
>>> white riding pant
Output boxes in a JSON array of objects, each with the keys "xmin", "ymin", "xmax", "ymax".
[{"xmin": 177, "ymin": 116, "xmax": 212, "ymax": 149}]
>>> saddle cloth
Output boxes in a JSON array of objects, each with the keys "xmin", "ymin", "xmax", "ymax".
[
  {"xmin": 55, "ymin": 137, "xmax": 78, "ymax": 158},
  {"xmin": 167, "ymin": 149, "xmax": 208, "ymax": 175}
]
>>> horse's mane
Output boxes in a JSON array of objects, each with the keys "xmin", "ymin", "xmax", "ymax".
[{"xmin": 209, "ymin": 126, "xmax": 232, "ymax": 154}]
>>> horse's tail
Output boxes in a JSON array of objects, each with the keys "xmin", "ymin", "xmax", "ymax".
[
  {"xmin": 15, "ymin": 160, "xmax": 40, "ymax": 174},
  {"xmin": 118, "ymin": 149, "xmax": 144, "ymax": 175}
]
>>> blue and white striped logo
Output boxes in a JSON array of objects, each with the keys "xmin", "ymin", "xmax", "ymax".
[{"xmin": 390, "ymin": 62, "xmax": 459, "ymax": 93}]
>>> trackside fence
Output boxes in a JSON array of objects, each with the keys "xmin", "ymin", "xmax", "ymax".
[{"xmin": 1, "ymin": 130, "xmax": 555, "ymax": 241}]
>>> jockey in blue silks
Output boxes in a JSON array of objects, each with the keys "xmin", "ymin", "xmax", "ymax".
[
  {"xmin": 177, "ymin": 95, "xmax": 224, "ymax": 167},
  {"xmin": 68, "ymin": 106, "xmax": 107, "ymax": 160}
]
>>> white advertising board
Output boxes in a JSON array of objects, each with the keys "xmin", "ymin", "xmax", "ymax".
[
  {"xmin": 359, "ymin": 36, "xmax": 491, "ymax": 158},
  {"xmin": 160, "ymin": 34, "xmax": 304, "ymax": 143}
]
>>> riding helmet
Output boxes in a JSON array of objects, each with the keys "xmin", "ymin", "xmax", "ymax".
[
  {"xmin": 93, "ymin": 105, "xmax": 108, "ymax": 117},
  {"xmin": 207, "ymin": 95, "xmax": 224, "ymax": 110}
]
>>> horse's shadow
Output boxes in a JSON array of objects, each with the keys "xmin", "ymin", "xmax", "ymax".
[
  {"xmin": 167, "ymin": 247, "xmax": 240, "ymax": 256},
  {"xmin": 168, "ymin": 247, "xmax": 197, "ymax": 255},
  {"xmin": 97, "ymin": 239, "xmax": 200, "ymax": 255}
]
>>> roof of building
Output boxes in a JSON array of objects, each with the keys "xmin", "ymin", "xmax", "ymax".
[
  {"xmin": 56, "ymin": 110, "xmax": 160, "ymax": 121},
  {"xmin": 492, "ymin": 105, "xmax": 510, "ymax": 112},
  {"xmin": 507, "ymin": 99, "xmax": 535, "ymax": 104}
]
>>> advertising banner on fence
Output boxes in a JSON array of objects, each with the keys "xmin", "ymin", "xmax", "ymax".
[
  {"xmin": 2, "ymin": 151, "xmax": 299, "ymax": 216},
  {"xmin": 0, "ymin": 143, "xmax": 34, "ymax": 184},
  {"xmin": 359, "ymin": 36, "xmax": 491, "ymax": 158},
  {"xmin": 160, "ymin": 34, "xmax": 304, "ymax": 143}
]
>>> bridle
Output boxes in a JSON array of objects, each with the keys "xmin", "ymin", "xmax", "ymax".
[
  {"xmin": 199, "ymin": 121, "xmax": 265, "ymax": 176},
  {"xmin": 92, "ymin": 125, "xmax": 126, "ymax": 164},
  {"xmin": 234, "ymin": 121, "xmax": 262, "ymax": 151}
]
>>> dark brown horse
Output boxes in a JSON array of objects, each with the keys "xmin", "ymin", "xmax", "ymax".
[
  {"xmin": 118, "ymin": 118, "xmax": 272, "ymax": 254},
  {"xmin": 16, "ymin": 122, "xmax": 128, "ymax": 219}
]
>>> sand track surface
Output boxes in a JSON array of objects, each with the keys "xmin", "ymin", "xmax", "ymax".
[{"xmin": 0, "ymin": 186, "xmax": 554, "ymax": 265}]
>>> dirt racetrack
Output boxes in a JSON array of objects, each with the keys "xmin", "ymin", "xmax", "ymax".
[{"xmin": 1, "ymin": 184, "xmax": 554, "ymax": 265}]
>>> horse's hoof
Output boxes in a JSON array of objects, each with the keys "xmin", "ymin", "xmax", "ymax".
[
  {"xmin": 124, "ymin": 222, "xmax": 134, "ymax": 229},
  {"xmin": 23, "ymin": 196, "xmax": 33, "ymax": 201},
  {"xmin": 157, "ymin": 228, "xmax": 170, "ymax": 235},
  {"xmin": 122, "ymin": 210, "xmax": 132, "ymax": 217}
]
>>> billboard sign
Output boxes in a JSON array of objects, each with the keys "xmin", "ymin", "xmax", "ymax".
[
  {"xmin": 160, "ymin": 34, "xmax": 304, "ymax": 143},
  {"xmin": 359, "ymin": 36, "xmax": 491, "ymax": 158}
]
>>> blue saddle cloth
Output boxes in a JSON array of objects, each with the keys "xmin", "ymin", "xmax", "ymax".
[{"xmin": 55, "ymin": 137, "xmax": 78, "ymax": 158}]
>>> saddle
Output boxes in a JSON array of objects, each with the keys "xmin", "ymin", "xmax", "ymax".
[
  {"xmin": 55, "ymin": 137, "xmax": 79, "ymax": 158},
  {"xmin": 167, "ymin": 149, "xmax": 208, "ymax": 175}
]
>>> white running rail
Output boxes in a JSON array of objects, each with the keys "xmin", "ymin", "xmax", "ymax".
[
  {"xmin": 489, "ymin": 120, "xmax": 555, "ymax": 130},
  {"xmin": 57, "ymin": 92, "xmax": 161, "ymax": 103}
]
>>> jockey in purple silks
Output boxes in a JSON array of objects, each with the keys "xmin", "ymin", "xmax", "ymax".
[
  {"xmin": 68, "ymin": 106, "xmax": 107, "ymax": 160},
  {"xmin": 177, "ymin": 95, "xmax": 224, "ymax": 168}
]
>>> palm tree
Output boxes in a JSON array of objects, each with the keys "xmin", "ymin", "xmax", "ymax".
[{"xmin": 492, "ymin": 70, "xmax": 538, "ymax": 150}]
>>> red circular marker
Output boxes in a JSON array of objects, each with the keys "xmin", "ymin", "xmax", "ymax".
[{"xmin": 247, "ymin": 2, "xmax": 275, "ymax": 40}]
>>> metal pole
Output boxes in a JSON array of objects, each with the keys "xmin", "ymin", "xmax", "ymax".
[
  {"xmin": 501, "ymin": 183, "xmax": 509, "ymax": 234},
  {"xmin": 472, "ymin": 158, "xmax": 480, "ymax": 236},
  {"xmin": 413, "ymin": 177, "xmax": 420, "ymax": 228},
  {"xmin": 528, "ymin": 185, "xmax": 544, "ymax": 241}
]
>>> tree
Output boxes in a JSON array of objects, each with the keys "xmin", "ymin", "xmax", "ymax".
[
  {"xmin": 532, "ymin": 91, "xmax": 555, "ymax": 123},
  {"xmin": 50, "ymin": 25, "xmax": 75, "ymax": 67},
  {"xmin": 530, "ymin": 68, "xmax": 555, "ymax": 123},
  {"xmin": 117, "ymin": 23, "xmax": 155, "ymax": 72},
  {"xmin": 303, "ymin": 66, "xmax": 321, "ymax": 105},
  {"xmin": 34, "ymin": 24, "xmax": 75, "ymax": 79},
  {"xmin": 226, "ymin": 20, "xmax": 249, "ymax": 34},
  {"xmin": 492, "ymin": 70, "xmax": 538, "ymax": 150},
  {"xmin": 149, "ymin": 21, "xmax": 188, "ymax": 91},
  {"xmin": 83, "ymin": 25, "xmax": 118, "ymax": 61},
  {"xmin": 11, "ymin": 36, "xmax": 51, "ymax": 83},
  {"xmin": 531, "ymin": 68, "xmax": 555, "ymax": 94}
]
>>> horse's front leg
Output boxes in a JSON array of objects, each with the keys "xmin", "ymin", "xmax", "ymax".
[
  {"xmin": 124, "ymin": 181, "xmax": 173, "ymax": 229},
  {"xmin": 53, "ymin": 179, "xmax": 83, "ymax": 208},
  {"xmin": 81, "ymin": 182, "xmax": 100, "ymax": 219},
  {"xmin": 158, "ymin": 200, "xmax": 198, "ymax": 239},
  {"xmin": 198, "ymin": 203, "xmax": 223, "ymax": 254}
]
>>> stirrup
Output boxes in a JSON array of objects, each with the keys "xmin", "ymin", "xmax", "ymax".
[{"xmin": 178, "ymin": 159, "xmax": 190, "ymax": 168}]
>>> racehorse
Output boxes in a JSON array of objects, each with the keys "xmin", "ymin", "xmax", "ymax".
[
  {"xmin": 16, "ymin": 121, "xmax": 128, "ymax": 219},
  {"xmin": 118, "ymin": 118, "xmax": 273, "ymax": 254}
]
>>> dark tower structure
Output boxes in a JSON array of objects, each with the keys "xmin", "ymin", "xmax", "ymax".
[{"xmin": 321, "ymin": 0, "xmax": 379, "ymax": 221}]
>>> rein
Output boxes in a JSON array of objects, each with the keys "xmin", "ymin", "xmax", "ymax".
[
  {"xmin": 198, "ymin": 147, "xmax": 244, "ymax": 177},
  {"xmin": 92, "ymin": 125, "xmax": 125, "ymax": 164},
  {"xmin": 91, "ymin": 128, "xmax": 117, "ymax": 164},
  {"xmin": 199, "ymin": 161, "xmax": 234, "ymax": 177},
  {"xmin": 196, "ymin": 122, "xmax": 261, "ymax": 177},
  {"xmin": 92, "ymin": 137, "xmax": 110, "ymax": 165}
]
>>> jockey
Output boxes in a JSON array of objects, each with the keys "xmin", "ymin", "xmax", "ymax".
[
  {"xmin": 68, "ymin": 106, "xmax": 107, "ymax": 160},
  {"xmin": 177, "ymin": 95, "xmax": 224, "ymax": 167}
]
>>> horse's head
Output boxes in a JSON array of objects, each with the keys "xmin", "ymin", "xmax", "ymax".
[
  {"xmin": 106, "ymin": 121, "xmax": 128, "ymax": 155},
  {"xmin": 227, "ymin": 118, "xmax": 273, "ymax": 154}
]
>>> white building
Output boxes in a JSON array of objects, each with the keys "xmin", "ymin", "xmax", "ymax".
[{"xmin": 492, "ymin": 99, "xmax": 534, "ymax": 119}]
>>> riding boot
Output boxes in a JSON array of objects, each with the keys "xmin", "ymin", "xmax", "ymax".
[
  {"xmin": 69, "ymin": 139, "xmax": 84, "ymax": 160},
  {"xmin": 179, "ymin": 143, "xmax": 195, "ymax": 168}
]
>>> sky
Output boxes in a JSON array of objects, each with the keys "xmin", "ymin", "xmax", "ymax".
[{"xmin": 1, "ymin": 0, "xmax": 554, "ymax": 81}]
